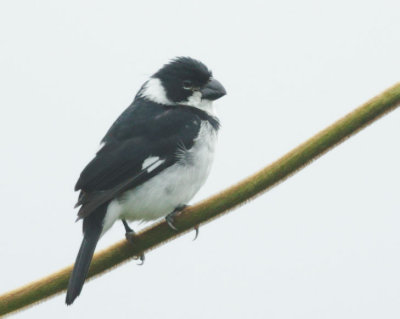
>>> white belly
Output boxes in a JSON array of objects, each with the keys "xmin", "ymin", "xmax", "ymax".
[{"xmin": 102, "ymin": 121, "xmax": 217, "ymax": 234}]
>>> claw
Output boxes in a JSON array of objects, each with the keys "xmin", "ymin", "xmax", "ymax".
[
  {"xmin": 134, "ymin": 253, "xmax": 145, "ymax": 266},
  {"xmin": 165, "ymin": 205, "xmax": 188, "ymax": 231},
  {"xmin": 166, "ymin": 214, "xmax": 178, "ymax": 231},
  {"xmin": 193, "ymin": 225, "xmax": 199, "ymax": 241}
]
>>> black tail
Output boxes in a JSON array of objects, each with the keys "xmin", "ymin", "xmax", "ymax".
[{"xmin": 66, "ymin": 206, "xmax": 106, "ymax": 305}]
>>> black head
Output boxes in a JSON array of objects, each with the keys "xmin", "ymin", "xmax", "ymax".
[{"xmin": 153, "ymin": 57, "xmax": 226, "ymax": 104}]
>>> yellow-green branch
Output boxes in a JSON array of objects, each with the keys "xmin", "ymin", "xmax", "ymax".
[{"xmin": 1, "ymin": 82, "xmax": 400, "ymax": 316}]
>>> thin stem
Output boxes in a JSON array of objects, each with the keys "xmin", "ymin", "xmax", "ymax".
[{"xmin": 1, "ymin": 82, "xmax": 400, "ymax": 316}]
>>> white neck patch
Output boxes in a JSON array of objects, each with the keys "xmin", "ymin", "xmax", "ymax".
[
  {"xmin": 139, "ymin": 78, "xmax": 173, "ymax": 105},
  {"xmin": 178, "ymin": 92, "xmax": 217, "ymax": 116}
]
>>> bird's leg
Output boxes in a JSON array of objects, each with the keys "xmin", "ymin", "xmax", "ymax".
[
  {"xmin": 166, "ymin": 205, "xmax": 200, "ymax": 239},
  {"xmin": 122, "ymin": 219, "xmax": 145, "ymax": 265},
  {"xmin": 122, "ymin": 219, "xmax": 135, "ymax": 240}
]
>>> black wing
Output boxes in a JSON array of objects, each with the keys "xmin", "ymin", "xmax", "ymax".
[{"xmin": 75, "ymin": 98, "xmax": 204, "ymax": 219}]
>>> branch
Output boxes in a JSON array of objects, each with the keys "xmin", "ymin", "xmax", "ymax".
[{"xmin": 1, "ymin": 82, "xmax": 400, "ymax": 316}]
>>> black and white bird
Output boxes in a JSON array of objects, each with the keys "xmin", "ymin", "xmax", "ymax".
[{"xmin": 66, "ymin": 57, "xmax": 226, "ymax": 305}]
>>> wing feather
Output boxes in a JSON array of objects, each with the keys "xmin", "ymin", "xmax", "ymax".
[{"xmin": 74, "ymin": 100, "xmax": 204, "ymax": 219}]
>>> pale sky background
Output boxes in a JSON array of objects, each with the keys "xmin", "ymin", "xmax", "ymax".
[{"xmin": 1, "ymin": 1, "xmax": 400, "ymax": 318}]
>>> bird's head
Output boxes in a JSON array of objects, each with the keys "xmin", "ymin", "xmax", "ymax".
[{"xmin": 139, "ymin": 57, "xmax": 226, "ymax": 113}]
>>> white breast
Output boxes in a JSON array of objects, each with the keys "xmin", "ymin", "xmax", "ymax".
[{"xmin": 102, "ymin": 121, "xmax": 218, "ymax": 234}]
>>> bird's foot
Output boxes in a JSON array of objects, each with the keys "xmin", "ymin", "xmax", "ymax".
[
  {"xmin": 122, "ymin": 219, "xmax": 145, "ymax": 265},
  {"xmin": 165, "ymin": 205, "xmax": 188, "ymax": 231},
  {"xmin": 165, "ymin": 206, "xmax": 199, "ymax": 239}
]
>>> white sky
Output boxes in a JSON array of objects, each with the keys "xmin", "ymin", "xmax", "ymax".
[{"xmin": 1, "ymin": 1, "xmax": 400, "ymax": 318}]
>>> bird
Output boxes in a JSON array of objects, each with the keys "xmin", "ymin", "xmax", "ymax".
[{"xmin": 65, "ymin": 57, "xmax": 226, "ymax": 305}]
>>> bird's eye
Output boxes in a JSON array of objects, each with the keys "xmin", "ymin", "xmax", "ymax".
[{"xmin": 183, "ymin": 80, "xmax": 192, "ymax": 90}]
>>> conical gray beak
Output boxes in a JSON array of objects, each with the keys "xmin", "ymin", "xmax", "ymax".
[{"xmin": 201, "ymin": 78, "xmax": 227, "ymax": 101}]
